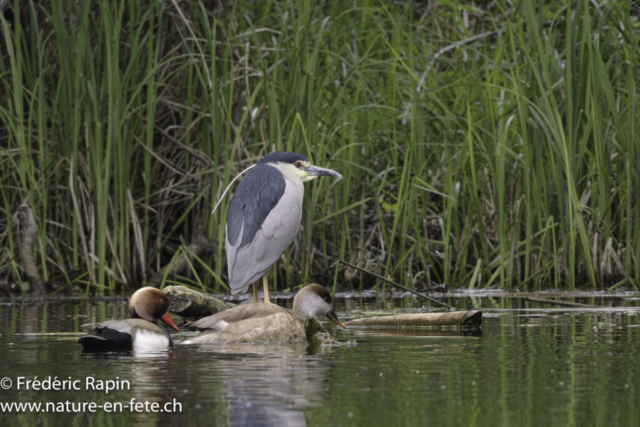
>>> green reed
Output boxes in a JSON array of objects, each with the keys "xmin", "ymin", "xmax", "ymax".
[{"xmin": 0, "ymin": 0, "xmax": 638, "ymax": 294}]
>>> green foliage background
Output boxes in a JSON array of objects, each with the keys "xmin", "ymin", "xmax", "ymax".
[{"xmin": 1, "ymin": 0, "xmax": 639, "ymax": 292}]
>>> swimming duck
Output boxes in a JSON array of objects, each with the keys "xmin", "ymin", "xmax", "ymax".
[
  {"xmin": 78, "ymin": 287, "xmax": 180, "ymax": 352},
  {"xmin": 184, "ymin": 284, "xmax": 345, "ymax": 344}
]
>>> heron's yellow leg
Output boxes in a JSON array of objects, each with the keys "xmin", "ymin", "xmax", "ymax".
[
  {"xmin": 253, "ymin": 282, "xmax": 258, "ymax": 303},
  {"xmin": 262, "ymin": 275, "xmax": 272, "ymax": 304}
]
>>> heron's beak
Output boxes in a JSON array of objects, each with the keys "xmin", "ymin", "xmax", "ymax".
[
  {"xmin": 304, "ymin": 165, "xmax": 342, "ymax": 179},
  {"xmin": 326, "ymin": 309, "xmax": 346, "ymax": 329}
]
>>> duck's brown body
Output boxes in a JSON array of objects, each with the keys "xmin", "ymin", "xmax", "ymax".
[
  {"xmin": 185, "ymin": 303, "xmax": 307, "ymax": 344},
  {"xmin": 184, "ymin": 284, "xmax": 344, "ymax": 344},
  {"xmin": 78, "ymin": 287, "xmax": 179, "ymax": 352}
]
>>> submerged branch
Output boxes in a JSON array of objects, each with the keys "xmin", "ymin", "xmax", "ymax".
[
  {"xmin": 305, "ymin": 312, "xmax": 356, "ymax": 349},
  {"xmin": 524, "ymin": 297, "xmax": 600, "ymax": 308}
]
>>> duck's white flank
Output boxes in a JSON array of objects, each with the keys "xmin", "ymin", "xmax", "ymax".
[{"xmin": 131, "ymin": 328, "xmax": 170, "ymax": 352}]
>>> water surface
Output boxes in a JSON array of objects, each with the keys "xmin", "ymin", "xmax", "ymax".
[{"xmin": 1, "ymin": 292, "xmax": 639, "ymax": 426}]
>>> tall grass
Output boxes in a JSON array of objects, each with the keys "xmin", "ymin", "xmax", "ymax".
[{"xmin": 0, "ymin": 0, "xmax": 639, "ymax": 293}]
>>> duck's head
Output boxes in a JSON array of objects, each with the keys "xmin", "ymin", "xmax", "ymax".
[
  {"xmin": 292, "ymin": 284, "xmax": 346, "ymax": 328},
  {"xmin": 129, "ymin": 287, "xmax": 180, "ymax": 332}
]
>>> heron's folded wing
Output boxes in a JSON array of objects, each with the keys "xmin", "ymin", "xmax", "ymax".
[
  {"xmin": 226, "ymin": 179, "xmax": 302, "ymax": 292},
  {"xmin": 225, "ymin": 165, "xmax": 286, "ymax": 248},
  {"xmin": 225, "ymin": 165, "xmax": 286, "ymax": 289}
]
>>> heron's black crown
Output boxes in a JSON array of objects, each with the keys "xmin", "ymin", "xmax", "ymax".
[{"xmin": 258, "ymin": 151, "xmax": 309, "ymax": 165}]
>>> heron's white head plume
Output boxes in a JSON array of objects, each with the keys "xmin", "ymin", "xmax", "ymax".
[{"xmin": 211, "ymin": 164, "xmax": 256, "ymax": 215}]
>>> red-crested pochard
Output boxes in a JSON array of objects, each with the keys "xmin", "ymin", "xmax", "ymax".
[{"xmin": 78, "ymin": 287, "xmax": 180, "ymax": 352}]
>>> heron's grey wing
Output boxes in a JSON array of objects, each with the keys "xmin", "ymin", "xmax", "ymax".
[
  {"xmin": 186, "ymin": 304, "xmax": 289, "ymax": 331},
  {"xmin": 226, "ymin": 180, "xmax": 303, "ymax": 293},
  {"xmin": 225, "ymin": 165, "xmax": 286, "ymax": 292},
  {"xmin": 226, "ymin": 164, "xmax": 286, "ymax": 248}
]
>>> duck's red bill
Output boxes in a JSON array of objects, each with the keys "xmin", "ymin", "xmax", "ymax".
[{"xmin": 161, "ymin": 312, "xmax": 180, "ymax": 332}]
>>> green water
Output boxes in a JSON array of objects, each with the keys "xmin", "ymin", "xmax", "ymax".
[{"xmin": 1, "ymin": 294, "xmax": 639, "ymax": 426}]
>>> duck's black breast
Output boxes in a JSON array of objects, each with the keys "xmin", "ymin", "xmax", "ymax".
[
  {"xmin": 77, "ymin": 324, "xmax": 132, "ymax": 352},
  {"xmin": 77, "ymin": 319, "xmax": 171, "ymax": 352}
]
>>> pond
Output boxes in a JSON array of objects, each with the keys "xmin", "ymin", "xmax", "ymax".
[{"xmin": 0, "ymin": 291, "xmax": 639, "ymax": 426}]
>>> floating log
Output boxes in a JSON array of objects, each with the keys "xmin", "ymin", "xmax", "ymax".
[
  {"xmin": 164, "ymin": 285, "xmax": 235, "ymax": 318},
  {"xmin": 345, "ymin": 310, "xmax": 482, "ymax": 329},
  {"xmin": 525, "ymin": 297, "xmax": 599, "ymax": 308}
]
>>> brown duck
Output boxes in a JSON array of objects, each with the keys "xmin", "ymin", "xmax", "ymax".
[
  {"xmin": 78, "ymin": 287, "xmax": 180, "ymax": 352},
  {"xmin": 184, "ymin": 284, "xmax": 345, "ymax": 344}
]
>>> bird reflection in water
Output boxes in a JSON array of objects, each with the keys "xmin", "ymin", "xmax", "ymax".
[{"xmin": 194, "ymin": 343, "xmax": 332, "ymax": 427}]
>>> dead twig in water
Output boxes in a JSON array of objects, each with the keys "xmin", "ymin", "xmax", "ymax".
[{"xmin": 331, "ymin": 259, "xmax": 453, "ymax": 310}]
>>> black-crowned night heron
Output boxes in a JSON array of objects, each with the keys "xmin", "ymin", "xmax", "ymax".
[{"xmin": 225, "ymin": 151, "xmax": 341, "ymax": 303}]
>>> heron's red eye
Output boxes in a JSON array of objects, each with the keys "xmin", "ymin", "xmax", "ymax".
[{"xmin": 294, "ymin": 161, "xmax": 301, "ymax": 168}]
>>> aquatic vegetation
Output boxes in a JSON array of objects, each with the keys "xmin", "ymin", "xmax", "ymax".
[{"xmin": 1, "ymin": 0, "xmax": 638, "ymax": 292}]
